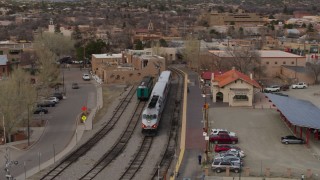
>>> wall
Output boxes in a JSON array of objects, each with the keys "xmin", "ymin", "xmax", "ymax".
[
  {"xmin": 261, "ymin": 57, "xmax": 305, "ymax": 77},
  {"xmin": 281, "ymin": 66, "xmax": 315, "ymax": 84}
]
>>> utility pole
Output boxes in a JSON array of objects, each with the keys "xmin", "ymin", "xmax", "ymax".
[{"xmin": 27, "ymin": 105, "xmax": 30, "ymax": 146}]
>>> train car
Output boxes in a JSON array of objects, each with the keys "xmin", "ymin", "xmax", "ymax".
[
  {"xmin": 158, "ymin": 70, "xmax": 172, "ymax": 84},
  {"xmin": 137, "ymin": 76, "xmax": 154, "ymax": 101},
  {"xmin": 141, "ymin": 71, "xmax": 171, "ymax": 136}
]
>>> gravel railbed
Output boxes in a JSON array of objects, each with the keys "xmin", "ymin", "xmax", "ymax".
[{"xmin": 57, "ymin": 88, "xmax": 138, "ymax": 179}]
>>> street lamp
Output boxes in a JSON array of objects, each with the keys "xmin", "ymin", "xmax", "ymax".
[{"xmin": 27, "ymin": 104, "xmax": 31, "ymax": 146}]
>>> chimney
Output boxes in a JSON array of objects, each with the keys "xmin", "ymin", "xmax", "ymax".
[
  {"xmin": 232, "ymin": 66, "xmax": 235, "ymax": 70},
  {"xmin": 211, "ymin": 73, "xmax": 214, "ymax": 81},
  {"xmin": 250, "ymin": 73, "xmax": 253, "ymax": 80}
]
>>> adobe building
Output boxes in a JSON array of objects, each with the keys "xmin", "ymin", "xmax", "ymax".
[
  {"xmin": 91, "ymin": 50, "xmax": 166, "ymax": 84},
  {"xmin": 210, "ymin": 68, "xmax": 261, "ymax": 106},
  {"xmin": 202, "ymin": 10, "xmax": 266, "ymax": 26}
]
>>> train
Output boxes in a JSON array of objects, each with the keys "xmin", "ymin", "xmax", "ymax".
[
  {"xmin": 137, "ymin": 76, "xmax": 154, "ymax": 101},
  {"xmin": 141, "ymin": 71, "xmax": 172, "ymax": 136}
]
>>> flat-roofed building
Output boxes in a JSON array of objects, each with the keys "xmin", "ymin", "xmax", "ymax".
[
  {"xmin": 91, "ymin": 51, "xmax": 166, "ymax": 84},
  {"xmin": 208, "ymin": 50, "xmax": 306, "ymax": 79},
  {"xmin": 203, "ymin": 11, "xmax": 266, "ymax": 26}
]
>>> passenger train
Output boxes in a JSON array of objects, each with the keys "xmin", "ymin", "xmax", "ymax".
[
  {"xmin": 137, "ymin": 76, "xmax": 154, "ymax": 101},
  {"xmin": 141, "ymin": 71, "xmax": 172, "ymax": 136}
]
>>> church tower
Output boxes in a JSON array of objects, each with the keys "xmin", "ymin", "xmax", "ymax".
[{"xmin": 147, "ymin": 20, "xmax": 154, "ymax": 32}]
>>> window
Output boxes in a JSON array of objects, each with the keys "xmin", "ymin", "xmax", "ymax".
[
  {"xmin": 275, "ymin": 62, "xmax": 278, "ymax": 64},
  {"xmin": 283, "ymin": 61, "xmax": 286, "ymax": 64},
  {"xmin": 233, "ymin": 95, "xmax": 248, "ymax": 101},
  {"xmin": 0, "ymin": 51, "xmax": 3, "ymax": 55},
  {"xmin": 221, "ymin": 162, "xmax": 231, "ymax": 165},
  {"xmin": 291, "ymin": 61, "xmax": 294, "ymax": 64},
  {"xmin": 266, "ymin": 62, "xmax": 269, "ymax": 65}
]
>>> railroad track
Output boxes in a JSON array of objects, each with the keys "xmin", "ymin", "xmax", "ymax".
[
  {"xmin": 151, "ymin": 67, "xmax": 184, "ymax": 179},
  {"xmin": 79, "ymin": 100, "xmax": 147, "ymax": 179},
  {"xmin": 119, "ymin": 136, "xmax": 153, "ymax": 180},
  {"xmin": 40, "ymin": 86, "xmax": 136, "ymax": 180}
]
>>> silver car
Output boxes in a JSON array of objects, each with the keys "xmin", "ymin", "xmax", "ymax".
[
  {"xmin": 213, "ymin": 156, "xmax": 243, "ymax": 166},
  {"xmin": 281, "ymin": 135, "xmax": 305, "ymax": 144},
  {"xmin": 211, "ymin": 161, "xmax": 241, "ymax": 173}
]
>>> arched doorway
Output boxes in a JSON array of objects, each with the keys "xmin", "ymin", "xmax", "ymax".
[{"xmin": 216, "ymin": 92, "xmax": 223, "ymax": 102}]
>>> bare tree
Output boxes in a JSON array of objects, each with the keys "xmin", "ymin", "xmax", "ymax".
[
  {"xmin": 225, "ymin": 46, "xmax": 264, "ymax": 77},
  {"xmin": 34, "ymin": 33, "xmax": 75, "ymax": 58},
  {"xmin": 33, "ymin": 33, "xmax": 72, "ymax": 97},
  {"xmin": 306, "ymin": 59, "xmax": 320, "ymax": 84},
  {"xmin": 0, "ymin": 67, "xmax": 37, "ymax": 142},
  {"xmin": 182, "ymin": 35, "xmax": 200, "ymax": 71}
]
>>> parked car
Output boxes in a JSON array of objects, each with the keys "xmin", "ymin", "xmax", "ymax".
[
  {"xmin": 72, "ymin": 83, "xmax": 79, "ymax": 89},
  {"xmin": 82, "ymin": 73, "xmax": 90, "ymax": 81},
  {"xmin": 264, "ymin": 85, "xmax": 280, "ymax": 93},
  {"xmin": 211, "ymin": 129, "xmax": 236, "ymax": 137},
  {"xmin": 211, "ymin": 161, "xmax": 241, "ymax": 173},
  {"xmin": 222, "ymin": 148, "xmax": 245, "ymax": 158},
  {"xmin": 210, "ymin": 133, "xmax": 238, "ymax": 144},
  {"xmin": 46, "ymin": 97, "xmax": 59, "ymax": 104},
  {"xmin": 33, "ymin": 107, "xmax": 48, "ymax": 114},
  {"xmin": 213, "ymin": 156, "xmax": 243, "ymax": 166},
  {"xmin": 37, "ymin": 100, "xmax": 56, "ymax": 107},
  {"xmin": 214, "ymin": 144, "xmax": 241, "ymax": 153},
  {"xmin": 281, "ymin": 135, "xmax": 305, "ymax": 144},
  {"xmin": 292, "ymin": 82, "xmax": 308, "ymax": 89},
  {"xmin": 280, "ymin": 84, "xmax": 290, "ymax": 91},
  {"xmin": 52, "ymin": 92, "xmax": 63, "ymax": 100}
]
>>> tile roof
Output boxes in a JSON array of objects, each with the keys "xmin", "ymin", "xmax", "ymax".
[
  {"xmin": 0, "ymin": 55, "xmax": 8, "ymax": 65},
  {"xmin": 201, "ymin": 71, "xmax": 225, "ymax": 80},
  {"xmin": 213, "ymin": 69, "xmax": 261, "ymax": 88}
]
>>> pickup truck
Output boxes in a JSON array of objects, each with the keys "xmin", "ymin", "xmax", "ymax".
[{"xmin": 210, "ymin": 132, "xmax": 238, "ymax": 144}]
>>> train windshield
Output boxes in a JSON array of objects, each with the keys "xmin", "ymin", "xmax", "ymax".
[{"xmin": 143, "ymin": 114, "xmax": 157, "ymax": 120}]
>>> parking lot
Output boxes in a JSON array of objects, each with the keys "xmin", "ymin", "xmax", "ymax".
[{"xmin": 208, "ymin": 86, "xmax": 320, "ymax": 178}]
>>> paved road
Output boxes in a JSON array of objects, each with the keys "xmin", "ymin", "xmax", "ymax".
[{"xmin": 0, "ymin": 68, "xmax": 96, "ymax": 179}]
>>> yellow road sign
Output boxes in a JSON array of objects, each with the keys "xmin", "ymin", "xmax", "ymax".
[{"xmin": 81, "ymin": 115, "xmax": 87, "ymax": 122}]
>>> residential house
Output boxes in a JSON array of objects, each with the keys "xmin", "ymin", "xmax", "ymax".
[{"xmin": 210, "ymin": 68, "xmax": 261, "ymax": 106}]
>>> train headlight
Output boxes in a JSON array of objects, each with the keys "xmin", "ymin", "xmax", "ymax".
[{"xmin": 147, "ymin": 120, "xmax": 151, "ymax": 123}]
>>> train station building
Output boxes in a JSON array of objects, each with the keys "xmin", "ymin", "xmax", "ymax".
[{"xmin": 210, "ymin": 67, "xmax": 261, "ymax": 106}]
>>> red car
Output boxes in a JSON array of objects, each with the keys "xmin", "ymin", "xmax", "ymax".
[
  {"xmin": 214, "ymin": 144, "xmax": 241, "ymax": 153},
  {"xmin": 210, "ymin": 133, "xmax": 238, "ymax": 144}
]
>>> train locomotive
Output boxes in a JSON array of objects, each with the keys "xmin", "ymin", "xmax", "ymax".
[
  {"xmin": 141, "ymin": 71, "xmax": 172, "ymax": 136},
  {"xmin": 137, "ymin": 76, "xmax": 154, "ymax": 101}
]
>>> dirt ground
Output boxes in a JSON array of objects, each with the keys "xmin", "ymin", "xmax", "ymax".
[{"xmin": 92, "ymin": 84, "xmax": 128, "ymax": 124}]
